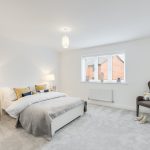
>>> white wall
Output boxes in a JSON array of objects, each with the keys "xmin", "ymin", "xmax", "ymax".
[
  {"xmin": 0, "ymin": 37, "xmax": 60, "ymax": 88},
  {"xmin": 60, "ymin": 38, "xmax": 150, "ymax": 111}
]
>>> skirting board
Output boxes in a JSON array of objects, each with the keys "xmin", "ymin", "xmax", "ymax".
[{"xmin": 87, "ymin": 100, "xmax": 150, "ymax": 114}]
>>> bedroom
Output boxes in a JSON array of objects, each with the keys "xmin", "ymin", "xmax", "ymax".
[{"xmin": 0, "ymin": 0, "xmax": 150, "ymax": 150}]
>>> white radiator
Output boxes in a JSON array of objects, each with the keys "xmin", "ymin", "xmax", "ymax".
[{"xmin": 88, "ymin": 89, "xmax": 113, "ymax": 102}]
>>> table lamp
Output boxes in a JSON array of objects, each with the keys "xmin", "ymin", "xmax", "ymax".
[{"xmin": 45, "ymin": 74, "xmax": 56, "ymax": 91}]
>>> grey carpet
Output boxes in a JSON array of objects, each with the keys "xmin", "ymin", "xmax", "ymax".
[{"xmin": 0, "ymin": 104, "xmax": 150, "ymax": 150}]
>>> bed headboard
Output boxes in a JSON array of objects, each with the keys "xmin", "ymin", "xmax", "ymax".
[{"xmin": 0, "ymin": 88, "xmax": 16, "ymax": 110}]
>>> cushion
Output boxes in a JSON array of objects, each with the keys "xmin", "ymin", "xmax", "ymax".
[
  {"xmin": 144, "ymin": 92, "xmax": 150, "ymax": 100},
  {"xmin": 32, "ymin": 91, "xmax": 37, "ymax": 95},
  {"xmin": 35, "ymin": 84, "xmax": 46, "ymax": 92},
  {"xmin": 138, "ymin": 101, "xmax": 150, "ymax": 107},
  {"xmin": 14, "ymin": 87, "xmax": 30, "ymax": 99},
  {"xmin": 29, "ymin": 86, "xmax": 36, "ymax": 94},
  {"xmin": 37, "ymin": 89, "xmax": 49, "ymax": 93},
  {"xmin": 44, "ymin": 89, "xmax": 49, "ymax": 92},
  {"xmin": 22, "ymin": 91, "xmax": 32, "ymax": 97}
]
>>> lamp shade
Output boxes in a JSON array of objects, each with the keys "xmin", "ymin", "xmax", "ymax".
[
  {"xmin": 62, "ymin": 35, "xmax": 69, "ymax": 49},
  {"xmin": 45, "ymin": 74, "xmax": 55, "ymax": 81}
]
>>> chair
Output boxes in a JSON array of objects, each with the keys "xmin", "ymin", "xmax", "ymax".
[{"xmin": 136, "ymin": 81, "xmax": 150, "ymax": 116}]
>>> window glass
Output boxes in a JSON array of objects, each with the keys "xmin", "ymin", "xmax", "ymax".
[
  {"xmin": 84, "ymin": 57, "xmax": 96, "ymax": 81},
  {"xmin": 81, "ymin": 53, "xmax": 125, "ymax": 83},
  {"xmin": 98, "ymin": 56, "xmax": 108, "ymax": 81},
  {"xmin": 112, "ymin": 54, "xmax": 125, "ymax": 80}
]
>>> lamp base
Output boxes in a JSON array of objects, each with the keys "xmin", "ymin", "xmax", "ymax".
[{"xmin": 49, "ymin": 86, "xmax": 56, "ymax": 91}]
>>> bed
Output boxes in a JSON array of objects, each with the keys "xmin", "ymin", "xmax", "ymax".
[{"xmin": 0, "ymin": 89, "xmax": 87, "ymax": 140}]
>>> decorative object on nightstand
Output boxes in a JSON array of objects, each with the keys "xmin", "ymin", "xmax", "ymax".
[
  {"xmin": 45, "ymin": 74, "xmax": 56, "ymax": 91},
  {"xmin": 117, "ymin": 77, "xmax": 121, "ymax": 83}
]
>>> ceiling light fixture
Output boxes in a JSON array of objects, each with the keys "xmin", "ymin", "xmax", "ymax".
[{"xmin": 62, "ymin": 27, "xmax": 71, "ymax": 49}]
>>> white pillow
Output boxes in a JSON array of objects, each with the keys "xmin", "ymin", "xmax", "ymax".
[
  {"xmin": 39, "ymin": 90, "xmax": 45, "ymax": 93},
  {"xmin": 144, "ymin": 92, "xmax": 150, "ymax": 100},
  {"xmin": 0, "ymin": 88, "xmax": 17, "ymax": 109},
  {"xmin": 29, "ymin": 86, "xmax": 36, "ymax": 94}
]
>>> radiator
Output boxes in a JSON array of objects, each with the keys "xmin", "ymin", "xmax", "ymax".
[{"xmin": 88, "ymin": 89, "xmax": 113, "ymax": 102}]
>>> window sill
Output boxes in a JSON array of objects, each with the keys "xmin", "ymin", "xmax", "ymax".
[{"xmin": 81, "ymin": 81, "xmax": 128, "ymax": 85}]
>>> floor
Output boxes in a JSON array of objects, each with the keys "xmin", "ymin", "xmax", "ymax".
[{"xmin": 0, "ymin": 104, "xmax": 150, "ymax": 150}]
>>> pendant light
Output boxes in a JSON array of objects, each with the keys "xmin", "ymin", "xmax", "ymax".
[{"xmin": 62, "ymin": 27, "xmax": 71, "ymax": 49}]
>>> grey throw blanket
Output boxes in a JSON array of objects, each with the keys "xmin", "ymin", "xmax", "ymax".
[{"xmin": 16, "ymin": 96, "xmax": 87, "ymax": 140}]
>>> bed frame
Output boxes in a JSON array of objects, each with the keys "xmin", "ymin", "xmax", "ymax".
[
  {"xmin": 51, "ymin": 104, "xmax": 84, "ymax": 136},
  {"xmin": 0, "ymin": 88, "xmax": 86, "ymax": 137}
]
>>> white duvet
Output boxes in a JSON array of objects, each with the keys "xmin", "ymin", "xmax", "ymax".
[{"xmin": 6, "ymin": 92, "xmax": 66, "ymax": 118}]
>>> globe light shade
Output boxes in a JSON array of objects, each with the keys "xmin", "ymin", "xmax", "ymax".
[{"xmin": 62, "ymin": 35, "xmax": 69, "ymax": 49}]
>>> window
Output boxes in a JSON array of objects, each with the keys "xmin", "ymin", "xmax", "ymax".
[
  {"xmin": 98, "ymin": 56, "xmax": 108, "ymax": 80},
  {"xmin": 81, "ymin": 53, "xmax": 125, "ymax": 83},
  {"xmin": 84, "ymin": 57, "xmax": 95, "ymax": 81}
]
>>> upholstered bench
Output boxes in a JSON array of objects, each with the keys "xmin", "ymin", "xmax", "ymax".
[
  {"xmin": 136, "ymin": 96, "xmax": 150, "ymax": 116},
  {"xmin": 136, "ymin": 81, "xmax": 150, "ymax": 117}
]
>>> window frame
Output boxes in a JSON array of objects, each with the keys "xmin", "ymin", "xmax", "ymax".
[{"xmin": 81, "ymin": 53, "xmax": 126, "ymax": 84}]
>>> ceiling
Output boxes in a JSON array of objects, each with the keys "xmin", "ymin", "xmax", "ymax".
[{"xmin": 0, "ymin": 0, "xmax": 150, "ymax": 51}]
